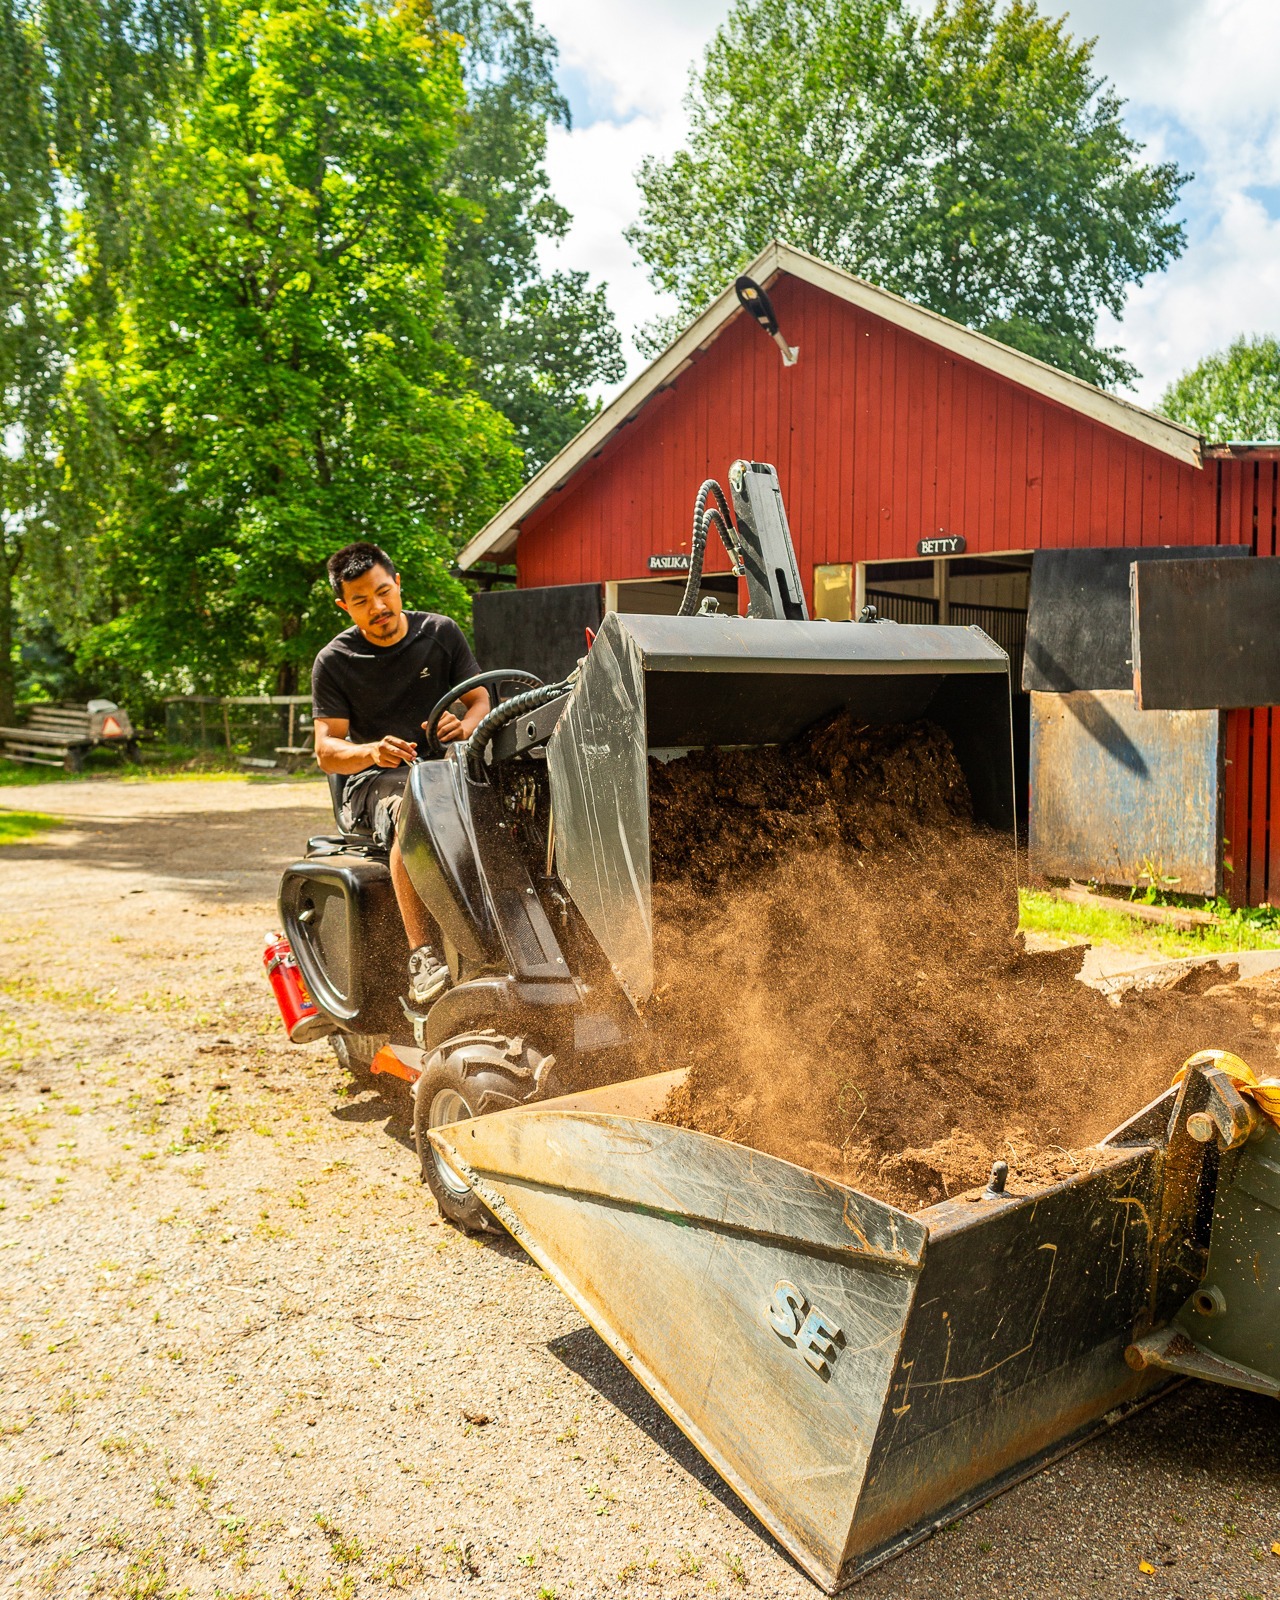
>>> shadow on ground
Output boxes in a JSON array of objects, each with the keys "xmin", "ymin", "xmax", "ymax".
[
  {"xmin": 331, "ymin": 1085, "xmax": 416, "ymax": 1158},
  {"xmin": 548, "ymin": 1321, "xmax": 1280, "ymax": 1598},
  {"xmin": 0, "ymin": 804, "xmax": 330, "ymax": 906},
  {"xmin": 547, "ymin": 1324, "xmax": 804, "ymax": 1574}
]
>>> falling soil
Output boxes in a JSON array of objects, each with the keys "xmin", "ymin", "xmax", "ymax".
[{"xmin": 649, "ymin": 717, "xmax": 1280, "ymax": 1210}]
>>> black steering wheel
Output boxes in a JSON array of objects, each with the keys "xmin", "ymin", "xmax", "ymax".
[{"xmin": 423, "ymin": 669, "xmax": 543, "ymax": 753}]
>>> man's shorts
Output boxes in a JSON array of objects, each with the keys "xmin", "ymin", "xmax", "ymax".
[{"xmin": 339, "ymin": 768, "xmax": 408, "ymax": 850}]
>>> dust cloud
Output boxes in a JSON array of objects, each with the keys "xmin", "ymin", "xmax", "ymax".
[{"xmin": 647, "ymin": 717, "xmax": 1280, "ymax": 1210}]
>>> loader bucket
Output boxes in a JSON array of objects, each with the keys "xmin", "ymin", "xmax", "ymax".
[
  {"xmin": 545, "ymin": 611, "xmax": 1013, "ymax": 1005},
  {"xmin": 429, "ymin": 1069, "xmax": 1221, "ymax": 1593}
]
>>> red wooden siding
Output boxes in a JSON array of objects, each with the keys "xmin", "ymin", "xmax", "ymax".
[
  {"xmin": 1219, "ymin": 453, "xmax": 1280, "ymax": 906},
  {"xmin": 511, "ymin": 272, "xmax": 1280, "ymax": 903},
  {"xmin": 516, "ymin": 275, "xmax": 1219, "ymax": 586}
]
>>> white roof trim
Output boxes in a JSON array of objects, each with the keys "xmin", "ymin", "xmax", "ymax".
[{"xmin": 458, "ymin": 240, "xmax": 1203, "ymax": 569}]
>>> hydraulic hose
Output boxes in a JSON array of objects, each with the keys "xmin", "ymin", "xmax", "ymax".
[
  {"xmin": 465, "ymin": 678, "xmax": 573, "ymax": 778},
  {"xmin": 678, "ymin": 479, "xmax": 742, "ymax": 616}
]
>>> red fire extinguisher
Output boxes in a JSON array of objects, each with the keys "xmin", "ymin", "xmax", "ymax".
[{"xmin": 263, "ymin": 932, "xmax": 329, "ymax": 1043}]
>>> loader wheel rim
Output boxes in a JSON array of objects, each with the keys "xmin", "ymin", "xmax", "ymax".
[{"xmin": 428, "ymin": 1088, "xmax": 474, "ymax": 1196}]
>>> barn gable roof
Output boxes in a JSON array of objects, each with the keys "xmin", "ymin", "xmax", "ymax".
[{"xmin": 458, "ymin": 239, "xmax": 1203, "ymax": 569}]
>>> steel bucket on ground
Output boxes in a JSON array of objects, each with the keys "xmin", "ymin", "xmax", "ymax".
[{"xmin": 427, "ymin": 1060, "xmax": 1272, "ymax": 1591}]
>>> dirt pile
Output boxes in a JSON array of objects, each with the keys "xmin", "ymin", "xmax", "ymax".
[{"xmin": 649, "ymin": 717, "xmax": 1280, "ymax": 1210}]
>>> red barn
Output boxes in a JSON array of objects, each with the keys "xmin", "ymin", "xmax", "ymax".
[{"xmin": 459, "ymin": 242, "xmax": 1280, "ymax": 906}]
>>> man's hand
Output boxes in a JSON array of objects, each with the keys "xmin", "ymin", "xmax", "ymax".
[
  {"xmin": 372, "ymin": 734, "xmax": 418, "ymax": 767},
  {"xmin": 424, "ymin": 686, "xmax": 490, "ymax": 747},
  {"xmin": 314, "ymin": 716, "xmax": 420, "ymax": 775}
]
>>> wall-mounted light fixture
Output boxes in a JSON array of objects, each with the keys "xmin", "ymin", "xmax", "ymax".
[{"xmin": 735, "ymin": 276, "xmax": 799, "ymax": 367}]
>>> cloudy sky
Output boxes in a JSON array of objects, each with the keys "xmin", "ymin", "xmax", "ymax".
[{"xmin": 528, "ymin": 0, "xmax": 1280, "ymax": 409}]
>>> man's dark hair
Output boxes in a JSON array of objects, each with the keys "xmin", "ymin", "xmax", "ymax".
[{"xmin": 327, "ymin": 541, "xmax": 397, "ymax": 599}]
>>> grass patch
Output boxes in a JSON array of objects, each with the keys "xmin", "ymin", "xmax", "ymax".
[
  {"xmin": 0, "ymin": 761, "xmax": 76, "ymax": 788},
  {"xmin": 0, "ymin": 811, "xmax": 60, "ymax": 846},
  {"xmin": 1019, "ymin": 888, "xmax": 1280, "ymax": 960}
]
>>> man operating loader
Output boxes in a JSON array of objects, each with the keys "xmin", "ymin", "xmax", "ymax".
[{"xmin": 311, "ymin": 541, "xmax": 489, "ymax": 1008}]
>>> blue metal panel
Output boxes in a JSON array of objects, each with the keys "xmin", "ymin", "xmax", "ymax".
[{"xmin": 1029, "ymin": 690, "xmax": 1223, "ymax": 895}]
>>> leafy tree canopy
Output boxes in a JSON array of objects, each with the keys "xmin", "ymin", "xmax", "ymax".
[
  {"xmin": 1160, "ymin": 335, "xmax": 1280, "ymax": 443},
  {"xmin": 629, "ymin": 0, "xmax": 1186, "ymax": 389},
  {"xmin": 439, "ymin": 0, "xmax": 624, "ymax": 470},
  {"xmin": 73, "ymin": 0, "xmax": 523, "ymax": 698},
  {"xmin": 0, "ymin": 0, "xmax": 62, "ymax": 720},
  {"xmin": 2, "ymin": 0, "xmax": 205, "ymax": 716},
  {"xmin": 43, "ymin": 0, "xmax": 206, "ymax": 316}
]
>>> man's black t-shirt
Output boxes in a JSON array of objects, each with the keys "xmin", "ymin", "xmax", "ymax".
[{"xmin": 311, "ymin": 612, "xmax": 480, "ymax": 761}]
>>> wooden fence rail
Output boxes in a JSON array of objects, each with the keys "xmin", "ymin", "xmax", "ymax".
[{"xmin": 165, "ymin": 694, "xmax": 312, "ymax": 754}]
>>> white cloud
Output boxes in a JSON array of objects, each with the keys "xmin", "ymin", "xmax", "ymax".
[
  {"xmin": 530, "ymin": 0, "xmax": 726, "ymax": 371},
  {"xmin": 538, "ymin": 115, "xmax": 684, "ymax": 354},
  {"xmin": 1068, "ymin": 0, "xmax": 1280, "ymax": 159},
  {"xmin": 1099, "ymin": 193, "xmax": 1280, "ymax": 404},
  {"xmin": 533, "ymin": 0, "xmax": 1280, "ymax": 407},
  {"xmin": 1067, "ymin": 0, "xmax": 1280, "ymax": 402},
  {"xmin": 532, "ymin": 0, "xmax": 725, "ymax": 120}
]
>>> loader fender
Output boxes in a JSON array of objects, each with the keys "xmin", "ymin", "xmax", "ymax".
[
  {"xmin": 279, "ymin": 855, "xmax": 406, "ymax": 1033},
  {"xmin": 398, "ymin": 758, "xmax": 500, "ymax": 966},
  {"xmin": 418, "ymin": 975, "xmax": 581, "ymax": 1052}
]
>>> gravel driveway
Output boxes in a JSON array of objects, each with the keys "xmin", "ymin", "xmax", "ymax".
[{"xmin": 0, "ymin": 777, "xmax": 1276, "ymax": 1600}]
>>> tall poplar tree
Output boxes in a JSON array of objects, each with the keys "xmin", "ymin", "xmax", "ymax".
[{"xmin": 0, "ymin": 0, "xmax": 61, "ymax": 723}]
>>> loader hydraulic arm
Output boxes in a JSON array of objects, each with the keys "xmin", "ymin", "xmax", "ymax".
[{"xmin": 676, "ymin": 461, "xmax": 808, "ymax": 623}]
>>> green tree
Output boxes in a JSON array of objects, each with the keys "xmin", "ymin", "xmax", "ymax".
[
  {"xmin": 1160, "ymin": 335, "xmax": 1280, "ymax": 443},
  {"xmin": 629, "ymin": 0, "xmax": 1185, "ymax": 388},
  {"xmin": 74, "ymin": 0, "xmax": 522, "ymax": 698},
  {"xmin": 2, "ymin": 0, "xmax": 204, "ymax": 717},
  {"xmin": 0, "ymin": 0, "xmax": 62, "ymax": 724},
  {"xmin": 439, "ymin": 0, "xmax": 624, "ymax": 471},
  {"xmin": 42, "ymin": 0, "xmax": 205, "ymax": 319}
]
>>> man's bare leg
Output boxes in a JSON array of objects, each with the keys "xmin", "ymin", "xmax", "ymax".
[
  {"xmin": 390, "ymin": 838, "xmax": 450, "ymax": 1005},
  {"xmin": 389, "ymin": 838, "xmax": 431, "ymax": 949}
]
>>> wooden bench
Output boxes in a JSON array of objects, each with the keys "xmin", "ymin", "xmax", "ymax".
[
  {"xmin": 0, "ymin": 701, "xmax": 140, "ymax": 773},
  {"xmin": 236, "ymin": 719, "xmax": 314, "ymax": 773},
  {"xmin": 274, "ymin": 727, "xmax": 315, "ymax": 772}
]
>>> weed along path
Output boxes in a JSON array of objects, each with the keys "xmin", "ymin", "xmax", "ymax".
[{"xmin": 0, "ymin": 777, "xmax": 1277, "ymax": 1600}]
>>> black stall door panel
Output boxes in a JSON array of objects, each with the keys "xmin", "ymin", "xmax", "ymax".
[
  {"xmin": 1023, "ymin": 545, "xmax": 1249, "ymax": 693},
  {"xmin": 473, "ymin": 583, "xmax": 603, "ymax": 686},
  {"xmin": 1132, "ymin": 556, "xmax": 1280, "ymax": 710}
]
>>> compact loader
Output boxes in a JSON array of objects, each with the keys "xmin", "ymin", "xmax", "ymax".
[
  {"xmin": 275, "ymin": 459, "xmax": 1013, "ymax": 1228},
  {"xmin": 274, "ymin": 462, "xmax": 1278, "ymax": 1587}
]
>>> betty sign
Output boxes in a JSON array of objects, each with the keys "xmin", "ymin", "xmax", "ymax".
[{"xmin": 917, "ymin": 534, "xmax": 966, "ymax": 557}]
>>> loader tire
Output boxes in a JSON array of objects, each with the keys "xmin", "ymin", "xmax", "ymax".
[{"xmin": 413, "ymin": 1031, "xmax": 556, "ymax": 1234}]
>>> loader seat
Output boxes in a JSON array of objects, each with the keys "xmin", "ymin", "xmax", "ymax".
[
  {"xmin": 327, "ymin": 772, "xmax": 351, "ymax": 830},
  {"xmin": 303, "ymin": 772, "xmax": 388, "ymax": 859}
]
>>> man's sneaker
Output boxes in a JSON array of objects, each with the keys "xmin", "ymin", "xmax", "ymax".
[{"xmin": 407, "ymin": 945, "xmax": 450, "ymax": 1008}]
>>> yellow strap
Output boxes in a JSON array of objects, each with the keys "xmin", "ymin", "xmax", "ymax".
[{"xmin": 1173, "ymin": 1050, "xmax": 1280, "ymax": 1132}]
